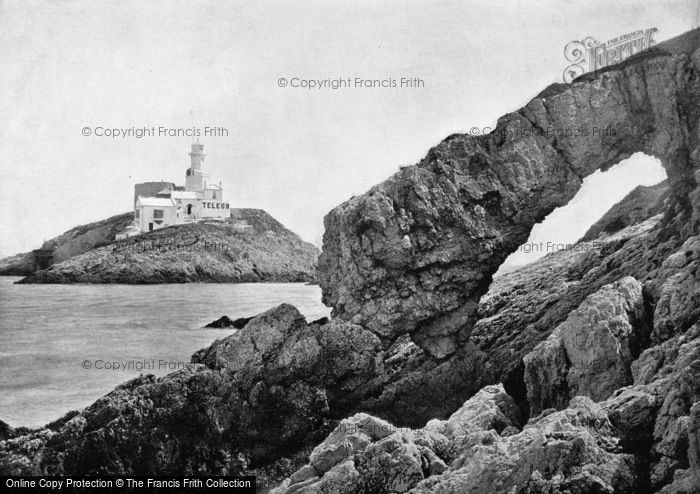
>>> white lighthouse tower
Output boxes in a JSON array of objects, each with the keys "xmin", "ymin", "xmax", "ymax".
[{"xmin": 185, "ymin": 141, "xmax": 207, "ymax": 192}]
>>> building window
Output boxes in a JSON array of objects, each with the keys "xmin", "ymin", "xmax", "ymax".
[
  {"xmin": 213, "ymin": 191, "xmax": 217, "ymax": 200},
  {"xmin": 135, "ymin": 210, "xmax": 140, "ymax": 219},
  {"xmin": 186, "ymin": 204, "xmax": 193, "ymax": 215},
  {"xmin": 153, "ymin": 209, "xmax": 164, "ymax": 219}
]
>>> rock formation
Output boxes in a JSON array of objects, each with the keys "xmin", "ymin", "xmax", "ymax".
[
  {"xmin": 0, "ymin": 304, "xmax": 387, "ymax": 477},
  {"xmin": 204, "ymin": 315, "xmax": 254, "ymax": 329},
  {"xmin": 524, "ymin": 276, "xmax": 648, "ymax": 415},
  {"xmin": 1, "ymin": 28, "xmax": 699, "ymax": 494},
  {"xmin": 319, "ymin": 30, "xmax": 699, "ymax": 359},
  {"xmin": 12, "ymin": 209, "xmax": 319, "ymax": 284},
  {"xmin": 272, "ymin": 388, "xmax": 641, "ymax": 494}
]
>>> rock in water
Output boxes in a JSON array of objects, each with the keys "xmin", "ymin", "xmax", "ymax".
[{"xmin": 204, "ymin": 315, "xmax": 253, "ymax": 329}]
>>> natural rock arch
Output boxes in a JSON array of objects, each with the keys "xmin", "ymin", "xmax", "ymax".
[{"xmin": 319, "ymin": 35, "xmax": 700, "ymax": 358}]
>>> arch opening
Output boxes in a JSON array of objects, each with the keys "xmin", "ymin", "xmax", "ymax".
[{"xmin": 496, "ymin": 152, "xmax": 667, "ymax": 276}]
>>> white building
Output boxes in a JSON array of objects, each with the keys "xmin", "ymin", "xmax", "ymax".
[
  {"xmin": 132, "ymin": 142, "xmax": 230, "ymax": 233},
  {"xmin": 134, "ymin": 197, "xmax": 181, "ymax": 233}
]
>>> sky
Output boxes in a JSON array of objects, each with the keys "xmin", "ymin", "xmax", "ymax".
[{"xmin": 0, "ymin": 0, "xmax": 696, "ymax": 259}]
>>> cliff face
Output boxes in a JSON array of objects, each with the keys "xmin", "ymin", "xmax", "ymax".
[
  {"xmin": 319, "ymin": 31, "xmax": 700, "ymax": 358},
  {"xmin": 580, "ymin": 180, "xmax": 670, "ymax": 241},
  {"xmin": 1, "ymin": 29, "xmax": 699, "ymax": 494},
  {"xmin": 14, "ymin": 209, "xmax": 319, "ymax": 284}
]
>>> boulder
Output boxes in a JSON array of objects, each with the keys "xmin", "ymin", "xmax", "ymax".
[
  {"xmin": 412, "ymin": 397, "xmax": 638, "ymax": 494},
  {"xmin": 273, "ymin": 388, "xmax": 639, "ymax": 494},
  {"xmin": 523, "ymin": 277, "xmax": 646, "ymax": 415}
]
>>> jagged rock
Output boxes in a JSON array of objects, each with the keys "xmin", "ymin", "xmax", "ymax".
[
  {"xmin": 274, "ymin": 388, "xmax": 639, "ymax": 494},
  {"xmin": 523, "ymin": 276, "xmax": 646, "ymax": 415},
  {"xmin": 601, "ymin": 323, "xmax": 700, "ymax": 491},
  {"xmin": 0, "ymin": 304, "xmax": 383, "ymax": 482},
  {"xmin": 307, "ymin": 414, "xmax": 395, "ymax": 475},
  {"xmin": 467, "ymin": 213, "xmax": 676, "ymax": 408},
  {"xmin": 319, "ymin": 33, "xmax": 700, "ymax": 358},
  {"xmin": 651, "ymin": 235, "xmax": 700, "ymax": 343},
  {"xmin": 412, "ymin": 397, "xmax": 637, "ymax": 494},
  {"xmin": 640, "ymin": 325, "xmax": 700, "ymax": 490},
  {"xmin": 602, "ymin": 386, "xmax": 659, "ymax": 451},
  {"xmin": 658, "ymin": 402, "xmax": 700, "ymax": 493},
  {"xmin": 424, "ymin": 385, "xmax": 520, "ymax": 441},
  {"xmin": 203, "ymin": 315, "xmax": 253, "ymax": 329},
  {"xmin": 356, "ymin": 208, "xmax": 686, "ymax": 429},
  {"xmin": 273, "ymin": 385, "xmax": 515, "ymax": 494},
  {"xmin": 15, "ymin": 209, "xmax": 319, "ymax": 284}
]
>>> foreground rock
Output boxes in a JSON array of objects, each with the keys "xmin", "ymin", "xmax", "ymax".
[
  {"xmin": 524, "ymin": 276, "xmax": 648, "ymax": 415},
  {"xmin": 0, "ymin": 304, "xmax": 383, "ymax": 478},
  {"xmin": 616, "ymin": 323, "xmax": 700, "ymax": 491},
  {"xmin": 269, "ymin": 323, "xmax": 700, "ymax": 493},
  {"xmin": 16, "ymin": 209, "xmax": 319, "ymax": 284},
  {"xmin": 273, "ymin": 386, "xmax": 639, "ymax": 494}
]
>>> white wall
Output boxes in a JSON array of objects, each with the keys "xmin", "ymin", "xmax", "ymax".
[{"xmin": 137, "ymin": 205, "xmax": 180, "ymax": 231}]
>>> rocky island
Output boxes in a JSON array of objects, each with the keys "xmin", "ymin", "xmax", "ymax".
[
  {"xmin": 2, "ymin": 209, "xmax": 319, "ymax": 284},
  {"xmin": 1, "ymin": 28, "xmax": 699, "ymax": 494}
]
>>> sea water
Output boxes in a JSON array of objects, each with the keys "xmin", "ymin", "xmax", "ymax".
[{"xmin": 0, "ymin": 277, "xmax": 330, "ymax": 427}]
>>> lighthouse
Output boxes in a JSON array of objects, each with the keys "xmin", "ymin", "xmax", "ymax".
[
  {"xmin": 185, "ymin": 141, "xmax": 207, "ymax": 192},
  {"xmin": 131, "ymin": 141, "xmax": 229, "ymax": 235}
]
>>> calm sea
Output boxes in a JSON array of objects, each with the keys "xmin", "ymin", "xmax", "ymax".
[{"xmin": 0, "ymin": 277, "xmax": 330, "ymax": 427}]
